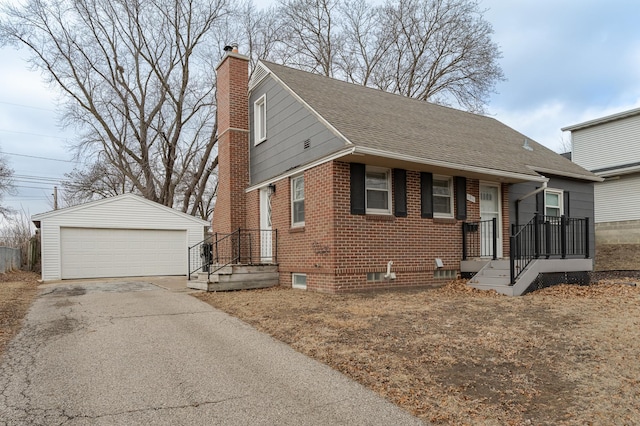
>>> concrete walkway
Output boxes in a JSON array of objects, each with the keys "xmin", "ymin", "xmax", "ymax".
[{"xmin": 0, "ymin": 278, "xmax": 424, "ymax": 425}]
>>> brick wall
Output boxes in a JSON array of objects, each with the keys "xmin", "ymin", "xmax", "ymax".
[
  {"xmin": 262, "ymin": 160, "xmax": 501, "ymax": 293},
  {"xmin": 213, "ymin": 52, "xmax": 249, "ymax": 234}
]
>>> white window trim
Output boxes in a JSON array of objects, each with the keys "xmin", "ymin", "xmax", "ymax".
[
  {"xmin": 254, "ymin": 94, "xmax": 267, "ymax": 145},
  {"xmin": 292, "ymin": 273, "xmax": 307, "ymax": 290},
  {"xmin": 291, "ymin": 174, "xmax": 305, "ymax": 227},
  {"xmin": 544, "ymin": 188, "xmax": 564, "ymax": 216},
  {"xmin": 433, "ymin": 175, "xmax": 454, "ymax": 218},
  {"xmin": 365, "ymin": 166, "xmax": 392, "ymax": 215}
]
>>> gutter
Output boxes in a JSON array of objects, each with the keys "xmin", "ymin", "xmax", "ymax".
[
  {"xmin": 515, "ymin": 179, "xmax": 549, "ymax": 227},
  {"xmin": 352, "ymin": 146, "xmax": 548, "ymax": 183}
]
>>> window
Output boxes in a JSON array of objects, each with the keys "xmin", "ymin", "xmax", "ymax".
[
  {"xmin": 365, "ymin": 167, "xmax": 391, "ymax": 214},
  {"xmin": 433, "ymin": 176, "xmax": 453, "ymax": 217},
  {"xmin": 545, "ymin": 189, "xmax": 563, "ymax": 217},
  {"xmin": 434, "ymin": 269, "xmax": 457, "ymax": 280},
  {"xmin": 291, "ymin": 175, "xmax": 305, "ymax": 227},
  {"xmin": 367, "ymin": 272, "xmax": 385, "ymax": 282},
  {"xmin": 254, "ymin": 94, "xmax": 266, "ymax": 145},
  {"xmin": 292, "ymin": 273, "xmax": 307, "ymax": 290}
]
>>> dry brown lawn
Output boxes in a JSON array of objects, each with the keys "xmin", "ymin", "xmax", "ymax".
[
  {"xmin": 197, "ymin": 276, "xmax": 640, "ymax": 425},
  {"xmin": 0, "ymin": 270, "xmax": 40, "ymax": 359}
]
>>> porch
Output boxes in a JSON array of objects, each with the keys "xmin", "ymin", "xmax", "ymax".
[
  {"xmin": 462, "ymin": 214, "xmax": 593, "ymax": 295},
  {"xmin": 187, "ymin": 228, "xmax": 279, "ymax": 291}
]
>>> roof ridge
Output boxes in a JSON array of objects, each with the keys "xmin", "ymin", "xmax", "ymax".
[{"xmin": 259, "ymin": 60, "xmax": 495, "ymax": 121}]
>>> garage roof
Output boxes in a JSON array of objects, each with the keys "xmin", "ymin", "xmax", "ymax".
[{"xmin": 32, "ymin": 193, "xmax": 210, "ymax": 228}]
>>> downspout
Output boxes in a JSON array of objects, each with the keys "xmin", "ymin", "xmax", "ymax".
[{"xmin": 515, "ymin": 179, "xmax": 548, "ymax": 227}]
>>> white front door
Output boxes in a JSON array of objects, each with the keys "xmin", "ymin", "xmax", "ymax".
[
  {"xmin": 259, "ymin": 188, "xmax": 273, "ymax": 262},
  {"xmin": 480, "ymin": 183, "xmax": 502, "ymax": 258}
]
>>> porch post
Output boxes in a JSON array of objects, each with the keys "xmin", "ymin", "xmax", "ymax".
[
  {"xmin": 462, "ymin": 222, "xmax": 468, "ymax": 260},
  {"xmin": 509, "ymin": 235, "xmax": 515, "ymax": 284},
  {"xmin": 492, "ymin": 218, "xmax": 498, "ymax": 260},
  {"xmin": 585, "ymin": 217, "xmax": 590, "ymax": 259},
  {"xmin": 237, "ymin": 227, "xmax": 242, "ymax": 263},
  {"xmin": 533, "ymin": 212, "xmax": 540, "ymax": 259},
  {"xmin": 561, "ymin": 215, "xmax": 567, "ymax": 259}
]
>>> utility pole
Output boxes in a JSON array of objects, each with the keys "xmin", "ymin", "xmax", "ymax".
[{"xmin": 53, "ymin": 186, "xmax": 58, "ymax": 210}]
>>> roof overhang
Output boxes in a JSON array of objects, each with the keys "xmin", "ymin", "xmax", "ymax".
[
  {"xmin": 527, "ymin": 166, "xmax": 604, "ymax": 182},
  {"xmin": 562, "ymin": 107, "xmax": 640, "ymax": 132},
  {"xmin": 349, "ymin": 147, "xmax": 548, "ymax": 183},
  {"xmin": 593, "ymin": 164, "xmax": 640, "ymax": 178},
  {"xmin": 246, "ymin": 146, "xmax": 552, "ymax": 192}
]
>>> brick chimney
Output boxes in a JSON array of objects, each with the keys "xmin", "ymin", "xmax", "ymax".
[{"xmin": 213, "ymin": 46, "xmax": 249, "ymax": 234}]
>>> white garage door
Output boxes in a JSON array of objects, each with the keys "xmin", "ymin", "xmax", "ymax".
[{"xmin": 60, "ymin": 228, "xmax": 187, "ymax": 279}]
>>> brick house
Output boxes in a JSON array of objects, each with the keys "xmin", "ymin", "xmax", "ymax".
[{"xmin": 192, "ymin": 48, "xmax": 600, "ymax": 295}]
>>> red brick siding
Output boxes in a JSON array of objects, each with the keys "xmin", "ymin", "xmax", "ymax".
[
  {"xmin": 213, "ymin": 53, "xmax": 249, "ymax": 234},
  {"xmin": 261, "ymin": 160, "xmax": 502, "ymax": 293}
]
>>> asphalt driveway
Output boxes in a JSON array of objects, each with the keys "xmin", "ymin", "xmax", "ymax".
[{"xmin": 0, "ymin": 278, "xmax": 424, "ymax": 425}]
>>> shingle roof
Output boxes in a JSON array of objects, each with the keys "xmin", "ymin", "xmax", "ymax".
[{"xmin": 261, "ymin": 61, "xmax": 598, "ymax": 182}]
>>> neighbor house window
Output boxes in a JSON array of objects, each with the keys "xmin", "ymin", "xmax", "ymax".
[
  {"xmin": 433, "ymin": 176, "xmax": 453, "ymax": 217},
  {"xmin": 291, "ymin": 175, "xmax": 305, "ymax": 227},
  {"xmin": 254, "ymin": 94, "xmax": 266, "ymax": 145},
  {"xmin": 365, "ymin": 167, "xmax": 391, "ymax": 214},
  {"xmin": 545, "ymin": 189, "xmax": 563, "ymax": 217},
  {"xmin": 292, "ymin": 273, "xmax": 307, "ymax": 290}
]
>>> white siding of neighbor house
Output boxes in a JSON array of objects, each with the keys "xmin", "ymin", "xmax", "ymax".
[
  {"xmin": 572, "ymin": 113, "xmax": 640, "ymax": 171},
  {"xmin": 594, "ymin": 174, "xmax": 640, "ymax": 223},
  {"xmin": 33, "ymin": 194, "xmax": 209, "ymax": 281}
]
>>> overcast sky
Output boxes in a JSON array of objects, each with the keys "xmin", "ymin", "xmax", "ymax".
[{"xmin": 0, "ymin": 0, "xmax": 639, "ymax": 219}]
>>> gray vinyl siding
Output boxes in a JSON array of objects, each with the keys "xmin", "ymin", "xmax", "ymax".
[
  {"xmin": 249, "ymin": 76, "xmax": 347, "ymax": 185},
  {"xmin": 571, "ymin": 113, "xmax": 640, "ymax": 171},
  {"xmin": 509, "ymin": 177, "xmax": 595, "ymax": 258}
]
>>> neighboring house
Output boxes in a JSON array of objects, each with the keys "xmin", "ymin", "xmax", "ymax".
[
  {"xmin": 196, "ymin": 48, "xmax": 599, "ymax": 295},
  {"xmin": 32, "ymin": 193, "xmax": 209, "ymax": 281},
  {"xmin": 563, "ymin": 107, "xmax": 640, "ymax": 271}
]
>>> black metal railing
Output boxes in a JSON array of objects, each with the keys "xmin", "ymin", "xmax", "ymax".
[
  {"xmin": 188, "ymin": 228, "xmax": 278, "ymax": 280},
  {"xmin": 510, "ymin": 214, "xmax": 589, "ymax": 284},
  {"xmin": 462, "ymin": 218, "xmax": 498, "ymax": 260}
]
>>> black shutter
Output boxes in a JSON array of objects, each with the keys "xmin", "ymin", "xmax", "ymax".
[
  {"xmin": 420, "ymin": 172, "xmax": 433, "ymax": 218},
  {"xmin": 393, "ymin": 169, "xmax": 407, "ymax": 217},
  {"xmin": 350, "ymin": 163, "xmax": 366, "ymax": 215},
  {"xmin": 455, "ymin": 176, "xmax": 467, "ymax": 220},
  {"xmin": 536, "ymin": 189, "xmax": 544, "ymax": 215},
  {"xmin": 564, "ymin": 191, "xmax": 570, "ymax": 217}
]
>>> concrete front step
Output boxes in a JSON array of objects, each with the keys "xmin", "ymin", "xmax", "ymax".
[
  {"xmin": 480, "ymin": 269, "xmax": 510, "ymax": 278},
  {"xmin": 187, "ymin": 264, "xmax": 279, "ymax": 291},
  {"xmin": 485, "ymin": 260, "xmax": 510, "ymax": 269},
  {"xmin": 468, "ymin": 276, "xmax": 510, "ymax": 286}
]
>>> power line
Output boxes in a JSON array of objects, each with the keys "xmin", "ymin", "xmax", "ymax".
[
  {"xmin": 0, "ymin": 100, "xmax": 55, "ymax": 112},
  {"xmin": 0, "ymin": 128, "xmax": 69, "ymax": 140},
  {"xmin": 14, "ymin": 184, "xmax": 53, "ymax": 190},
  {"xmin": 3, "ymin": 151, "xmax": 76, "ymax": 163}
]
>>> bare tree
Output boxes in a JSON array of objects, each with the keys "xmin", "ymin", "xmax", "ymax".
[
  {"xmin": 336, "ymin": 0, "xmax": 391, "ymax": 85},
  {"xmin": 1, "ymin": 0, "xmax": 229, "ymax": 219},
  {"xmin": 276, "ymin": 0, "xmax": 343, "ymax": 77},
  {"xmin": 0, "ymin": 149, "xmax": 15, "ymax": 218},
  {"xmin": 272, "ymin": 0, "xmax": 503, "ymax": 112},
  {"xmin": 0, "ymin": 208, "xmax": 34, "ymax": 248},
  {"xmin": 377, "ymin": 0, "xmax": 504, "ymax": 112},
  {"xmin": 557, "ymin": 134, "xmax": 573, "ymax": 155}
]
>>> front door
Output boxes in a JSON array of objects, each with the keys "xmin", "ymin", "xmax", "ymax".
[
  {"xmin": 480, "ymin": 183, "xmax": 502, "ymax": 258},
  {"xmin": 259, "ymin": 188, "xmax": 273, "ymax": 262}
]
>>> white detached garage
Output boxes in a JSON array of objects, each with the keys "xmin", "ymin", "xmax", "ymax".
[{"xmin": 32, "ymin": 193, "xmax": 210, "ymax": 281}]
